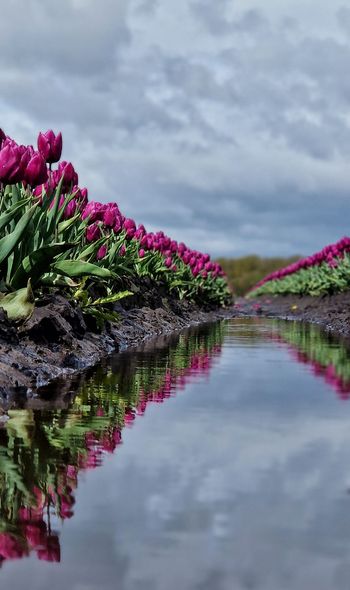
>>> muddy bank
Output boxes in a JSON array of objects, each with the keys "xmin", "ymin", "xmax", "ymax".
[
  {"xmin": 238, "ymin": 292, "xmax": 350, "ymax": 335},
  {"xmin": 4, "ymin": 283, "xmax": 350, "ymax": 403},
  {"xmin": 0, "ymin": 285, "xmax": 235, "ymax": 399}
]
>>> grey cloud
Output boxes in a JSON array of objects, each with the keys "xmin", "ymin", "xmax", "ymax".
[
  {"xmin": 0, "ymin": 0, "xmax": 130, "ymax": 76},
  {"xmin": 190, "ymin": 0, "xmax": 267, "ymax": 36},
  {"xmin": 1, "ymin": 0, "xmax": 350, "ymax": 257}
]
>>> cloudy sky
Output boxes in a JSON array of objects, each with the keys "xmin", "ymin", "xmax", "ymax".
[{"xmin": 1, "ymin": 0, "xmax": 350, "ymax": 257}]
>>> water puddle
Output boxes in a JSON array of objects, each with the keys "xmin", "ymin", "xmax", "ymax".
[{"xmin": 1, "ymin": 318, "xmax": 350, "ymax": 589}]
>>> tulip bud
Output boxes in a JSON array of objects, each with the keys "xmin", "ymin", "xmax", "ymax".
[
  {"xmin": 71, "ymin": 186, "xmax": 88, "ymax": 210},
  {"xmin": 97, "ymin": 244, "xmax": 108, "ymax": 260},
  {"xmin": 103, "ymin": 205, "xmax": 118, "ymax": 227},
  {"xmin": 86, "ymin": 223, "xmax": 101, "ymax": 243},
  {"xmin": 113, "ymin": 215, "xmax": 123, "ymax": 234},
  {"xmin": 139, "ymin": 248, "xmax": 145, "ymax": 258},
  {"xmin": 24, "ymin": 152, "xmax": 48, "ymax": 187},
  {"xmin": 57, "ymin": 161, "xmax": 78, "ymax": 191},
  {"xmin": 37, "ymin": 130, "xmax": 62, "ymax": 164},
  {"xmin": 62, "ymin": 197, "xmax": 78, "ymax": 219},
  {"xmin": 80, "ymin": 187, "xmax": 88, "ymax": 203}
]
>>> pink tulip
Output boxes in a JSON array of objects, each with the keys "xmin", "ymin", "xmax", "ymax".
[
  {"xmin": 56, "ymin": 160, "xmax": 78, "ymax": 191},
  {"xmin": 37, "ymin": 130, "xmax": 62, "ymax": 164},
  {"xmin": 0, "ymin": 533, "xmax": 27, "ymax": 560},
  {"xmin": 37, "ymin": 534, "xmax": 60, "ymax": 562},
  {"xmin": 97, "ymin": 244, "xmax": 108, "ymax": 259},
  {"xmin": 123, "ymin": 218, "xmax": 136, "ymax": 232},
  {"xmin": 0, "ymin": 143, "xmax": 26, "ymax": 184},
  {"xmin": 86, "ymin": 223, "xmax": 101, "ymax": 242},
  {"xmin": 82, "ymin": 200, "xmax": 105, "ymax": 222},
  {"xmin": 103, "ymin": 204, "xmax": 120, "ymax": 227},
  {"xmin": 61, "ymin": 197, "xmax": 78, "ymax": 219},
  {"xmin": 23, "ymin": 522, "xmax": 47, "ymax": 549},
  {"xmin": 24, "ymin": 151, "xmax": 48, "ymax": 187}
]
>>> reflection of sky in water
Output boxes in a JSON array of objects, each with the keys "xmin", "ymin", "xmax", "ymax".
[{"xmin": 3, "ymin": 319, "xmax": 350, "ymax": 589}]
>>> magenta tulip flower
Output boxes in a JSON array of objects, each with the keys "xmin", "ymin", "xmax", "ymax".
[
  {"xmin": 86, "ymin": 223, "xmax": 101, "ymax": 242},
  {"xmin": 37, "ymin": 534, "xmax": 60, "ymax": 562},
  {"xmin": 0, "ymin": 533, "xmax": 28, "ymax": 560},
  {"xmin": 113, "ymin": 215, "xmax": 123, "ymax": 234},
  {"xmin": 0, "ymin": 143, "xmax": 27, "ymax": 184},
  {"xmin": 37, "ymin": 130, "xmax": 62, "ymax": 164},
  {"xmin": 82, "ymin": 201, "xmax": 105, "ymax": 222},
  {"xmin": 61, "ymin": 197, "xmax": 79, "ymax": 219},
  {"xmin": 24, "ymin": 152, "xmax": 48, "ymax": 187},
  {"xmin": 103, "ymin": 204, "xmax": 119, "ymax": 227},
  {"xmin": 97, "ymin": 244, "xmax": 108, "ymax": 260},
  {"xmin": 56, "ymin": 161, "xmax": 78, "ymax": 191},
  {"xmin": 124, "ymin": 218, "xmax": 136, "ymax": 239}
]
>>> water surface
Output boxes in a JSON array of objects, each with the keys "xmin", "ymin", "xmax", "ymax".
[{"xmin": 1, "ymin": 318, "xmax": 350, "ymax": 589}]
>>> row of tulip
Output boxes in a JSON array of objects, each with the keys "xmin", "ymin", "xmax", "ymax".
[
  {"xmin": 249, "ymin": 237, "xmax": 350, "ymax": 297},
  {"xmin": 0, "ymin": 128, "xmax": 231, "ymax": 321},
  {"xmin": 271, "ymin": 321, "xmax": 350, "ymax": 400},
  {"xmin": 0, "ymin": 323, "xmax": 224, "ymax": 565}
]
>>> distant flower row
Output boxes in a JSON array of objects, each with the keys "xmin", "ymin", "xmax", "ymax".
[
  {"xmin": 249, "ymin": 237, "xmax": 350, "ymax": 297},
  {"xmin": 0, "ymin": 128, "xmax": 231, "ymax": 311}
]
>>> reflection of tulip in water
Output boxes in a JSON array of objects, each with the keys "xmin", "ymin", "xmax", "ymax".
[{"xmin": 0, "ymin": 325, "xmax": 224, "ymax": 567}]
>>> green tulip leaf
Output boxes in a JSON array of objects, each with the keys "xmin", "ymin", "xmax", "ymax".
[
  {"xmin": 0, "ymin": 203, "xmax": 38, "ymax": 266},
  {"xmin": 51, "ymin": 260, "xmax": 114, "ymax": 279},
  {"xmin": 11, "ymin": 242, "xmax": 75, "ymax": 289},
  {"xmin": 0, "ymin": 279, "xmax": 35, "ymax": 322},
  {"xmin": 90, "ymin": 290, "xmax": 133, "ymax": 306}
]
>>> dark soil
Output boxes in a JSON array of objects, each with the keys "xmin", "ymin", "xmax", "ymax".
[
  {"xmin": 2, "ymin": 277, "xmax": 350, "ymax": 405},
  {"xmin": 236, "ymin": 292, "xmax": 350, "ymax": 335}
]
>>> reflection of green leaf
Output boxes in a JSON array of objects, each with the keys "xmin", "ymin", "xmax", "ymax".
[
  {"xmin": 0, "ymin": 451, "xmax": 31, "ymax": 497},
  {"xmin": 275, "ymin": 321, "xmax": 350, "ymax": 384},
  {"xmin": 0, "ymin": 321, "xmax": 226, "ymax": 538},
  {"xmin": 6, "ymin": 410, "xmax": 34, "ymax": 446}
]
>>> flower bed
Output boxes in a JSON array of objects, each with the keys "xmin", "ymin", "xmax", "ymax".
[
  {"xmin": 0, "ymin": 128, "xmax": 231, "ymax": 324},
  {"xmin": 249, "ymin": 237, "xmax": 350, "ymax": 297}
]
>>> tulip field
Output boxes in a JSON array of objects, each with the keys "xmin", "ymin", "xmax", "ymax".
[
  {"xmin": 0, "ymin": 128, "xmax": 231, "ymax": 324},
  {"xmin": 249, "ymin": 237, "xmax": 350, "ymax": 297}
]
